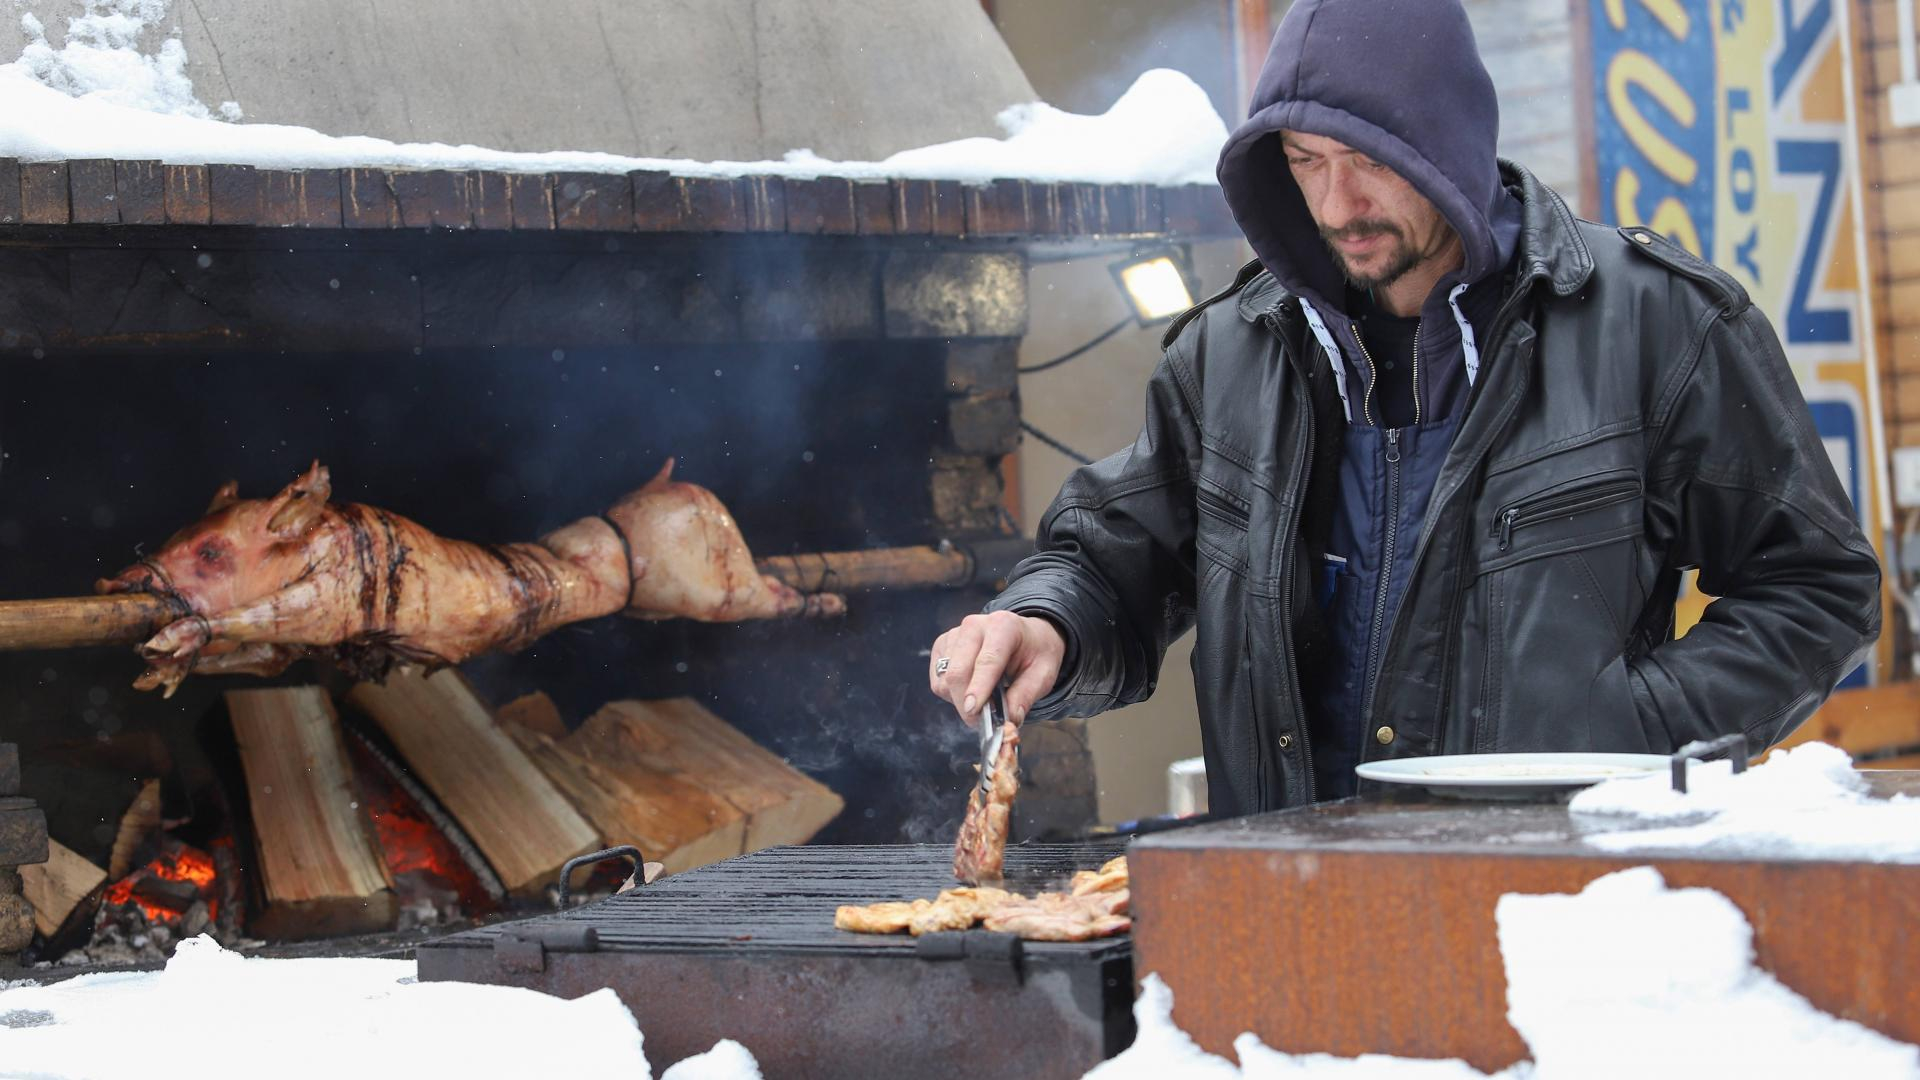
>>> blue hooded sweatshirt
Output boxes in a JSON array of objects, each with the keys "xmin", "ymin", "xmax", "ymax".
[{"xmin": 1215, "ymin": 0, "xmax": 1526, "ymax": 798}]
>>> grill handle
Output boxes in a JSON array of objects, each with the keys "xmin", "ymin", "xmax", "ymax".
[
  {"xmin": 556, "ymin": 845, "xmax": 647, "ymax": 910},
  {"xmin": 1669, "ymin": 733, "xmax": 1749, "ymax": 794}
]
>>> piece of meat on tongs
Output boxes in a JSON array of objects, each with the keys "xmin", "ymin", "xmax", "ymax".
[{"xmin": 952, "ymin": 687, "xmax": 1020, "ymax": 885}]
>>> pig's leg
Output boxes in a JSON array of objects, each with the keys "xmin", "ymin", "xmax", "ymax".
[{"xmin": 135, "ymin": 579, "xmax": 354, "ymax": 695}]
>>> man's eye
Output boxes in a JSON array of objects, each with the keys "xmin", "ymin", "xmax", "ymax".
[
  {"xmin": 1287, "ymin": 157, "xmax": 1314, "ymax": 168},
  {"xmin": 1362, "ymin": 158, "xmax": 1389, "ymax": 171}
]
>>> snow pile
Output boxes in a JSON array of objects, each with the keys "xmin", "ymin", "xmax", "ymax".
[
  {"xmin": 1094, "ymin": 867, "xmax": 1920, "ymax": 1079},
  {"xmin": 1082, "ymin": 975, "xmax": 1242, "ymax": 1079},
  {"xmin": 790, "ymin": 70, "xmax": 1227, "ymax": 186},
  {"xmin": 0, "ymin": 2, "xmax": 1225, "ymax": 185},
  {"xmin": 1497, "ymin": 867, "xmax": 1920, "ymax": 1078},
  {"xmin": 15, "ymin": 0, "xmax": 238, "ymax": 120},
  {"xmin": 1567, "ymin": 741, "xmax": 1920, "ymax": 859},
  {"xmin": 0, "ymin": 935, "xmax": 759, "ymax": 1080}
]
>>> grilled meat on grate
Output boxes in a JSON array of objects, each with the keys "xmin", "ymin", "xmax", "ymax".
[{"xmin": 837, "ymin": 858, "xmax": 1130, "ymax": 942}]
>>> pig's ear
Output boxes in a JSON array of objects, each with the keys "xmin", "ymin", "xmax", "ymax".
[
  {"xmin": 206, "ymin": 480, "xmax": 241, "ymax": 514},
  {"xmin": 266, "ymin": 462, "xmax": 331, "ymax": 540}
]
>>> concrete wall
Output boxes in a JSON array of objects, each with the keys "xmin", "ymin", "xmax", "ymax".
[{"xmin": 2, "ymin": 0, "xmax": 1035, "ymax": 161}]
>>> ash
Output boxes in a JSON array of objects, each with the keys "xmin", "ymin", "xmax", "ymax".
[{"xmin": 54, "ymin": 900, "xmax": 249, "ymax": 969}]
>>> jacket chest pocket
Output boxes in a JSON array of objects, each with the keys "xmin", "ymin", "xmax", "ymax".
[
  {"xmin": 1479, "ymin": 469, "xmax": 1642, "ymax": 575},
  {"xmin": 1195, "ymin": 452, "xmax": 1257, "ymax": 578},
  {"xmin": 1464, "ymin": 467, "xmax": 1652, "ymax": 753}
]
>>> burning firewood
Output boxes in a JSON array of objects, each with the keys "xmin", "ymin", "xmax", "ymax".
[
  {"xmin": 96, "ymin": 459, "xmax": 845, "ymax": 696},
  {"xmin": 347, "ymin": 670, "xmax": 600, "ymax": 902}
]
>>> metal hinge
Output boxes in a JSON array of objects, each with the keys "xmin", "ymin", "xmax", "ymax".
[
  {"xmin": 914, "ymin": 929, "xmax": 1025, "ymax": 987},
  {"xmin": 493, "ymin": 923, "xmax": 601, "ymax": 974}
]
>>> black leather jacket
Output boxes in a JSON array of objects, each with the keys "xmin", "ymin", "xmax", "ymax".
[{"xmin": 989, "ymin": 167, "xmax": 1882, "ymax": 816}]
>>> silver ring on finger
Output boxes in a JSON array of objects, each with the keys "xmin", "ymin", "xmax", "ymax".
[{"xmin": 934, "ymin": 657, "xmax": 951, "ymax": 675}]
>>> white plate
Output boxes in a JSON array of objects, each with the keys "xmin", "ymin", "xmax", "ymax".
[{"xmin": 1355, "ymin": 752, "xmax": 1670, "ymax": 793}]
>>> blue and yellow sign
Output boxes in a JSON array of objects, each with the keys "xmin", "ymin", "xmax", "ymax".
[{"xmin": 1587, "ymin": 0, "xmax": 1888, "ymax": 685}]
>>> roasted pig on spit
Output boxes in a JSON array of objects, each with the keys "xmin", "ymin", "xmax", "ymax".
[
  {"xmin": 98, "ymin": 459, "xmax": 842, "ymax": 695},
  {"xmin": 835, "ymin": 857, "xmax": 1129, "ymax": 943}
]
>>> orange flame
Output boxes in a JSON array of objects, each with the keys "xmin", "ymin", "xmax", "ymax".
[{"xmin": 102, "ymin": 841, "xmax": 219, "ymax": 926}]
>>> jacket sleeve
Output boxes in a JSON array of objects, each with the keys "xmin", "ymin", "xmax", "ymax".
[
  {"xmin": 984, "ymin": 343, "xmax": 1204, "ymax": 721},
  {"xmin": 1629, "ymin": 301, "xmax": 1883, "ymax": 752}
]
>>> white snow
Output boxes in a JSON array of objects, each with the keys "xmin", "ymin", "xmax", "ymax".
[
  {"xmin": 1497, "ymin": 867, "xmax": 1920, "ymax": 1079},
  {"xmin": 5, "ymin": 869, "xmax": 1916, "ymax": 1079},
  {"xmin": 0, "ymin": 935, "xmax": 760, "ymax": 1080},
  {"xmin": 1567, "ymin": 741, "xmax": 1920, "ymax": 859},
  {"xmin": 1095, "ymin": 867, "xmax": 1920, "ymax": 1079},
  {"xmin": 0, "ymin": 2, "xmax": 1225, "ymax": 185},
  {"xmin": 1081, "ymin": 975, "xmax": 1243, "ymax": 1080}
]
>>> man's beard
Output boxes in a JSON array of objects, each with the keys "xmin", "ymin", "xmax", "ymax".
[{"xmin": 1321, "ymin": 221, "xmax": 1427, "ymax": 291}]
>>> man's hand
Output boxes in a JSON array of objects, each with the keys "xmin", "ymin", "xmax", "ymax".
[{"xmin": 928, "ymin": 611, "xmax": 1066, "ymax": 727}]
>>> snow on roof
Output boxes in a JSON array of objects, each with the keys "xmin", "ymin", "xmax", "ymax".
[{"xmin": 0, "ymin": 4, "xmax": 1227, "ymax": 187}]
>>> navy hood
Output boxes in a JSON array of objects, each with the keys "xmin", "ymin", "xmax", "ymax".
[{"xmin": 1217, "ymin": 0, "xmax": 1522, "ymax": 309}]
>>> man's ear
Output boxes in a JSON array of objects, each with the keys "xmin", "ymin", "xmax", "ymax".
[{"xmin": 266, "ymin": 461, "xmax": 331, "ymax": 540}]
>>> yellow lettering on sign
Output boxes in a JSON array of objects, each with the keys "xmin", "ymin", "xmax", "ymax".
[
  {"xmin": 1605, "ymin": 50, "xmax": 1699, "ymax": 186},
  {"xmin": 1603, "ymin": 0, "xmax": 1690, "ymax": 39},
  {"xmin": 1613, "ymin": 167, "xmax": 1703, "ymax": 256}
]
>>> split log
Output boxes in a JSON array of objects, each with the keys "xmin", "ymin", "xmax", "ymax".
[
  {"xmin": 108, "ymin": 778, "xmax": 162, "ymax": 881},
  {"xmin": 497, "ymin": 711, "xmax": 746, "ymax": 876},
  {"xmin": 573, "ymin": 699, "xmax": 843, "ymax": 854},
  {"xmin": 227, "ymin": 687, "xmax": 397, "ymax": 939},
  {"xmin": 20, "ymin": 838, "xmax": 106, "ymax": 945},
  {"xmin": 498, "ymin": 691, "xmax": 569, "ymax": 741},
  {"xmin": 347, "ymin": 669, "xmax": 598, "ymax": 899}
]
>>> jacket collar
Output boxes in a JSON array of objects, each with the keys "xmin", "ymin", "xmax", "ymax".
[{"xmin": 1235, "ymin": 160, "xmax": 1593, "ymax": 323}]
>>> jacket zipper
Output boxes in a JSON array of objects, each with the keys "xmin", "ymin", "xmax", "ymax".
[
  {"xmin": 1429, "ymin": 285, "xmax": 1536, "ymax": 754},
  {"xmin": 1275, "ymin": 312, "xmax": 1318, "ymax": 805},
  {"xmin": 1350, "ymin": 323, "xmax": 1377, "ymax": 426},
  {"xmin": 1361, "ymin": 427, "xmax": 1403, "ymax": 722},
  {"xmin": 1350, "ymin": 322, "xmax": 1422, "ymax": 427},
  {"xmin": 1494, "ymin": 478, "xmax": 1640, "ymax": 550}
]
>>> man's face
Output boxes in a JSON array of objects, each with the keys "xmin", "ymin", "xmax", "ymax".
[{"xmin": 1280, "ymin": 131, "xmax": 1457, "ymax": 292}]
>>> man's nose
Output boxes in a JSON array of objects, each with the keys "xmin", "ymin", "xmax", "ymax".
[{"xmin": 1317, "ymin": 165, "xmax": 1369, "ymax": 231}]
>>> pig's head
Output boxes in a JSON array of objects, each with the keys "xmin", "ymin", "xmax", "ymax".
[{"xmin": 98, "ymin": 460, "xmax": 335, "ymax": 629}]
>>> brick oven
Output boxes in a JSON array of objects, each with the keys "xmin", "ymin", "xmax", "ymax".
[{"xmin": 0, "ymin": 154, "xmax": 1235, "ymax": 958}]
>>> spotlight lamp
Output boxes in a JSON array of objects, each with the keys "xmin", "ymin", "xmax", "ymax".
[{"xmin": 1109, "ymin": 246, "xmax": 1198, "ymax": 326}]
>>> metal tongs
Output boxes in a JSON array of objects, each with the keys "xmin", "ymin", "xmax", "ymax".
[{"xmin": 976, "ymin": 684, "xmax": 1014, "ymax": 796}]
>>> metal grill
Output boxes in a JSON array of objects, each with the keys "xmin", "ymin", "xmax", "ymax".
[
  {"xmin": 418, "ymin": 842, "xmax": 1134, "ymax": 1079},
  {"xmin": 445, "ymin": 842, "xmax": 1128, "ymax": 953}
]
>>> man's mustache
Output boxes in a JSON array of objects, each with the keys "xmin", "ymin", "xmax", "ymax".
[{"xmin": 1322, "ymin": 221, "xmax": 1402, "ymax": 245}]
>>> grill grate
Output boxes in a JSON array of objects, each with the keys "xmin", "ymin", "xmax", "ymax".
[{"xmin": 436, "ymin": 841, "xmax": 1130, "ymax": 956}]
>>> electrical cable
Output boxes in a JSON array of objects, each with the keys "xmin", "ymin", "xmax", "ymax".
[
  {"xmin": 1016, "ymin": 315, "xmax": 1135, "ymax": 375},
  {"xmin": 1020, "ymin": 420, "xmax": 1095, "ymax": 465}
]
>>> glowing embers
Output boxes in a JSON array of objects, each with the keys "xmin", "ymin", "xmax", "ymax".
[
  {"xmin": 100, "ymin": 836, "xmax": 219, "ymax": 928},
  {"xmin": 342, "ymin": 722, "xmax": 501, "ymax": 927}
]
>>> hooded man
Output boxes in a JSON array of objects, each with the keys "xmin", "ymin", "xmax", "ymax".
[{"xmin": 928, "ymin": 0, "xmax": 1881, "ymax": 813}]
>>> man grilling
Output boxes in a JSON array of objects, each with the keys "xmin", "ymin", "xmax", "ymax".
[{"xmin": 927, "ymin": 0, "xmax": 1881, "ymax": 814}]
